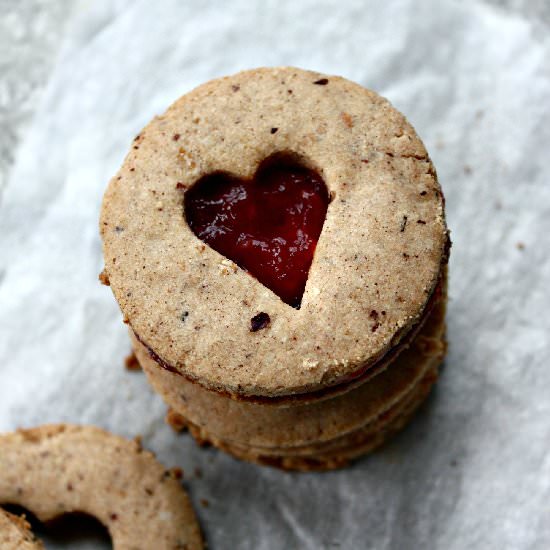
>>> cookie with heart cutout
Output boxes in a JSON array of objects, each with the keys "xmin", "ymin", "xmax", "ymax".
[
  {"xmin": 100, "ymin": 67, "xmax": 449, "ymax": 468},
  {"xmin": 0, "ymin": 425, "xmax": 203, "ymax": 550},
  {"xmin": 0, "ymin": 509, "xmax": 43, "ymax": 550}
]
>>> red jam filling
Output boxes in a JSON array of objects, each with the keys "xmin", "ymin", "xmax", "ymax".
[{"xmin": 185, "ymin": 155, "xmax": 329, "ymax": 308}]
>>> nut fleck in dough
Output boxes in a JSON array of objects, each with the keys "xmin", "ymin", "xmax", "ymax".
[{"xmin": 0, "ymin": 424, "xmax": 203, "ymax": 550}]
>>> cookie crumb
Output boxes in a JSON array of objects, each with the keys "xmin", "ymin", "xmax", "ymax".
[
  {"xmin": 200, "ymin": 499, "xmax": 209, "ymax": 508},
  {"xmin": 133, "ymin": 435, "xmax": 143, "ymax": 452},
  {"xmin": 463, "ymin": 165, "xmax": 472, "ymax": 175},
  {"xmin": 98, "ymin": 269, "xmax": 110, "ymax": 286},
  {"xmin": 125, "ymin": 352, "xmax": 141, "ymax": 371},
  {"xmin": 166, "ymin": 409, "xmax": 188, "ymax": 432},
  {"xmin": 250, "ymin": 312, "xmax": 270, "ymax": 332},
  {"xmin": 516, "ymin": 242, "xmax": 525, "ymax": 250},
  {"xmin": 313, "ymin": 78, "xmax": 329, "ymax": 85},
  {"xmin": 171, "ymin": 467, "xmax": 184, "ymax": 480}
]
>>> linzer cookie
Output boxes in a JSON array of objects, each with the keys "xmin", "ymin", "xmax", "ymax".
[
  {"xmin": 100, "ymin": 67, "xmax": 450, "ymax": 470},
  {"xmin": 0, "ymin": 425, "xmax": 203, "ymax": 549}
]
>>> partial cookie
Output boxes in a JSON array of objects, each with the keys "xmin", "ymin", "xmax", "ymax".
[
  {"xmin": 0, "ymin": 509, "xmax": 43, "ymax": 550},
  {"xmin": 0, "ymin": 425, "xmax": 203, "ymax": 550}
]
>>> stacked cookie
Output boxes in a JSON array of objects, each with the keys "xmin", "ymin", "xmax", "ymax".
[{"xmin": 101, "ymin": 67, "xmax": 449, "ymax": 470}]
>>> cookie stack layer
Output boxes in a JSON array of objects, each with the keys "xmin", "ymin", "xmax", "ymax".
[{"xmin": 100, "ymin": 67, "xmax": 449, "ymax": 470}]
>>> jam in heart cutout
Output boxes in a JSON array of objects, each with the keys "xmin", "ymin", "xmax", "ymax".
[{"xmin": 185, "ymin": 153, "xmax": 329, "ymax": 308}]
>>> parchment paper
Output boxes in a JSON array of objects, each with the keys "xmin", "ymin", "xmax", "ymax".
[{"xmin": 1, "ymin": 0, "xmax": 549, "ymax": 548}]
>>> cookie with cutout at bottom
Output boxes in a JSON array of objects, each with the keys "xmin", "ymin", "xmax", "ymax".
[{"xmin": 0, "ymin": 425, "xmax": 203, "ymax": 550}]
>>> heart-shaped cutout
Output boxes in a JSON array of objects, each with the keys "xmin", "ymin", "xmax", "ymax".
[{"xmin": 185, "ymin": 153, "xmax": 329, "ymax": 308}]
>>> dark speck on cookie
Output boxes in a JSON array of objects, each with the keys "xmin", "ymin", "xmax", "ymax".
[{"xmin": 250, "ymin": 312, "xmax": 270, "ymax": 332}]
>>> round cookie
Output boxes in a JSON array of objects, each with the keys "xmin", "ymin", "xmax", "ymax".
[
  {"xmin": 0, "ymin": 425, "xmax": 203, "ymax": 550},
  {"xmin": 100, "ymin": 66, "xmax": 448, "ymax": 399},
  {"xmin": 0, "ymin": 509, "xmax": 43, "ymax": 550}
]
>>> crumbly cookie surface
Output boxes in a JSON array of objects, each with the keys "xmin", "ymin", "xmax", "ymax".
[
  {"xmin": 0, "ymin": 424, "xmax": 203, "ymax": 550},
  {"xmin": 101, "ymin": 66, "xmax": 447, "ymax": 397},
  {"xmin": 0, "ymin": 509, "xmax": 43, "ymax": 550}
]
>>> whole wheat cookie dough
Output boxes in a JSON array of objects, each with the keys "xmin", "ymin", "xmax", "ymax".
[
  {"xmin": 0, "ymin": 425, "xmax": 203, "ymax": 550},
  {"xmin": 100, "ymin": 67, "xmax": 450, "ymax": 469},
  {"xmin": 0, "ymin": 509, "xmax": 43, "ymax": 550}
]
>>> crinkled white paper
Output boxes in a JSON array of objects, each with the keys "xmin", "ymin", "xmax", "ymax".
[{"xmin": 1, "ymin": 1, "xmax": 549, "ymax": 548}]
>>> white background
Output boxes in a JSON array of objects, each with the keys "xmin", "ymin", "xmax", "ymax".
[{"xmin": 1, "ymin": 1, "xmax": 549, "ymax": 548}]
